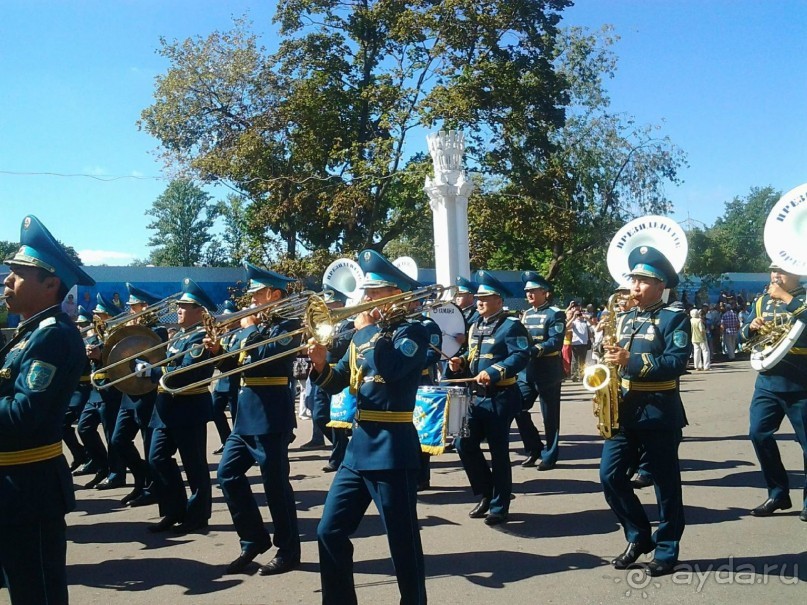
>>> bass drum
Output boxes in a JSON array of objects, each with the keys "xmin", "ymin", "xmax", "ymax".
[{"xmin": 425, "ymin": 301, "xmax": 466, "ymax": 358}]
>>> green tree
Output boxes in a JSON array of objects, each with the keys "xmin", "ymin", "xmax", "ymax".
[
  {"xmin": 465, "ymin": 25, "xmax": 687, "ymax": 295},
  {"xmin": 708, "ymin": 186, "xmax": 780, "ymax": 272},
  {"xmin": 145, "ymin": 179, "xmax": 219, "ymax": 266}
]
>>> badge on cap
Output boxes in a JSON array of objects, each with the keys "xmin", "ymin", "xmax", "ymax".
[
  {"xmin": 640, "ymin": 246, "xmax": 647, "ymax": 254},
  {"xmin": 23, "ymin": 217, "xmax": 31, "ymax": 230}
]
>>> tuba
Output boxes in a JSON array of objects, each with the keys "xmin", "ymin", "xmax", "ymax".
[
  {"xmin": 586, "ymin": 215, "xmax": 689, "ymax": 439},
  {"xmin": 741, "ymin": 183, "xmax": 807, "ymax": 371}
]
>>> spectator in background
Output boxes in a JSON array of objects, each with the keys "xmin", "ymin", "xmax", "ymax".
[
  {"xmin": 569, "ymin": 310, "xmax": 591, "ymax": 381},
  {"xmin": 61, "ymin": 292, "xmax": 78, "ymax": 321},
  {"xmin": 707, "ymin": 304, "xmax": 722, "ymax": 358},
  {"xmin": 721, "ymin": 304, "xmax": 740, "ymax": 361},
  {"xmin": 690, "ymin": 309, "xmax": 710, "ymax": 371},
  {"xmin": 110, "ymin": 291, "xmax": 125, "ymax": 315}
]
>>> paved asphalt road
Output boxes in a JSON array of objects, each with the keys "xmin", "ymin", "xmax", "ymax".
[{"xmin": 3, "ymin": 358, "xmax": 804, "ymax": 604}]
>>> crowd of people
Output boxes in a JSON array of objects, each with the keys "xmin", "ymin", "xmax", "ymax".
[{"xmin": 2, "ymin": 214, "xmax": 805, "ymax": 605}]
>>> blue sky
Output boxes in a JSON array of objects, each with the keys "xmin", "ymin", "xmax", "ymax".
[{"xmin": 1, "ymin": 0, "xmax": 805, "ymax": 265}]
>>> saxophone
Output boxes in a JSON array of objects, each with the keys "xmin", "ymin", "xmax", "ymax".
[{"xmin": 583, "ymin": 292, "xmax": 624, "ymax": 439}]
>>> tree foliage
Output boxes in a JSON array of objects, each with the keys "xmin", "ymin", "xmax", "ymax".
[
  {"xmin": 140, "ymin": 6, "xmax": 687, "ymax": 293},
  {"xmin": 685, "ymin": 186, "xmax": 780, "ymax": 275},
  {"xmin": 145, "ymin": 179, "xmax": 220, "ymax": 266}
]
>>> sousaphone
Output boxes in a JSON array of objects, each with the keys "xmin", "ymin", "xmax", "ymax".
[
  {"xmin": 323, "ymin": 258, "xmax": 364, "ymax": 306},
  {"xmin": 745, "ymin": 183, "xmax": 807, "ymax": 371},
  {"xmin": 606, "ymin": 215, "xmax": 688, "ymax": 287}
]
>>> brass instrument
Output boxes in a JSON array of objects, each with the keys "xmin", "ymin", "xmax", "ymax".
[
  {"xmin": 92, "ymin": 291, "xmax": 315, "ymax": 394},
  {"xmin": 583, "ymin": 292, "xmax": 623, "ymax": 439},
  {"xmin": 158, "ymin": 284, "xmax": 449, "ymax": 395},
  {"xmin": 741, "ymin": 183, "xmax": 807, "ymax": 371}
]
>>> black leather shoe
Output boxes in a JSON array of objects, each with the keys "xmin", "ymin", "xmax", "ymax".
[
  {"xmin": 484, "ymin": 513, "xmax": 508, "ymax": 526},
  {"xmin": 469, "ymin": 497, "xmax": 491, "ymax": 519},
  {"xmin": 631, "ymin": 474, "xmax": 654, "ymax": 489},
  {"xmin": 750, "ymin": 496, "xmax": 792, "ymax": 517},
  {"xmin": 646, "ymin": 559, "xmax": 677, "ymax": 577},
  {"xmin": 171, "ymin": 519, "xmax": 209, "ymax": 535},
  {"xmin": 72, "ymin": 462, "xmax": 98, "ymax": 477},
  {"xmin": 96, "ymin": 477, "xmax": 126, "ymax": 490},
  {"xmin": 212, "ymin": 445, "xmax": 225, "ymax": 455},
  {"xmin": 800, "ymin": 507, "xmax": 807, "ymax": 522},
  {"xmin": 521, "ymin": 453, "xmax": 540, "ymax": 467},
  {"xmin": 84, "ymin": 471, "xmax": 107, "ymax": 489},
  {"xmin": 121, "ymin": 488, "xmax": 143, "ymax": 506},
  {"xmin": 612, "ymin": 541, "xmax": 654, "ymax": 569},
  {"xmin": 416, "ymin": 481, "xmax": 430, "ymax": 492},
  {"xmin": 128, "ymin": 493, "xmax": 158, "ymax": 508},
  {"xmin": 322, "ymin": 464, "xmax": 338, "ymax": 473},
  {"xmin": 225, "ymin": 544, "xmax": 270, "ymax": 574},
  {"xmin": 69, "ymin": 457, "xmax": 89, "ymax": 472},
  {"xmin": 537, "ymin": 460, "xmax": 556, "ymax": 471},
  {"xmin": 148, "ymin": 516, "xmax": 180, "ymax": 533},
  {"xmin": 258, "ymin": 555, "xmax": 300, "ymax": 576}
]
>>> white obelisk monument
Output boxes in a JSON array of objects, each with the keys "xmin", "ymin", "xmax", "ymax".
[{"xmin": 424, "ymin": 130, "xmax": 474, "ymax": 287}]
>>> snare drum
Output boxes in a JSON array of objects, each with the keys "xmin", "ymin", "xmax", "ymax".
[{"xmin": 414, "ymin": 386, "xmax": 471, "ymax": 453}]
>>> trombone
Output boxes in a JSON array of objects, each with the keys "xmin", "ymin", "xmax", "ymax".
[
  {"xmin": 158, "ymin": 284, "xmax": 450, "ymax": 395},
  {"xmin": 92, "ymin": 290, "xmax": 316, "ymax": 393},
  {"xmin": 80, "ymin": 292, "xmax": 181, "ymax": 339}
]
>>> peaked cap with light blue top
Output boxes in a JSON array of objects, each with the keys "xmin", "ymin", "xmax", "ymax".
[
  {"xmin": 323, "ymin": 290, "xmax": 348, "ymax": 304},
  {"xmin": 455, "ymin": 275, "xmax": 477, "ymax": 294},
  {"xmin": 474, "ymin": 270, "xmax": 511, "ymax": 298},
  {"xmin": 244, "ymin": 261, "xmax": 296, "ymax": 294},
  {"xmin": 95, "ymin": 293, "xmax": 122, "ymax": 317},
  {"xmin": 76, "ymin": 305, "xmax": 92, "ymax": 324},
  {"xmin": 358, "ymin": 249, "xmax": 421, "ymax": 292},
  {"xmin": 627, "ymin": 245, "xmax": 679, "ymax": 288},
  {"xmin": 126, "ymin": 282, "xmax": 161, "ymax": 306},
  {"xmin": 220, "ymin": 299, "xmax": 238, "ymax": 314},
  {"xmin": 177, "ymin": 278, "xmax": 217, "ymax": 311},
  {"xmin": 521, "ymin": 271, "xmax": 553, "ymax": 292},
  {"xmin": 4, "ymin": 215, "xmax": 95, "ymax": 289}
]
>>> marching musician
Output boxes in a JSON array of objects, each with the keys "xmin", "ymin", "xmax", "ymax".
[
  {"xmin": 307, "ymin": 290, "xmax": 352, "ymax": 473},
  {"xmin": 79, "ymin": 294, "xmax": 127, "ymax": 489},
  {"xmin": 307, "ymin": 249, "xmax": 428, "ymax": 605},
  {"xmin": 454, "ymin": 276, "xmax": 479, "ymax": 340},
  {"xmin": 516, "ymin": 271, "xmax": 565, "ymax": 471},
  {"xmin": 139, "ymin": 278, "xmax": 216, "ymax": 534},
  {"xmin": 740, "ymin": 262, "xmax": 807, "ymax": 521},
  {"xmin": 210, "ymin": 263, "xmax": 303, "ymax": 575},
  {"xmin": 110, "ymin": 283, "xmax": 168, "ymax": 507},
  {"xmin": 446, "ymin": 270, "xmax": 531, "ymax": 526},
  {"xmin": 1, "ymin": 215, "xmax": 95, "ymax": 604},
  {"xmin": 62, "ymin": 305, "xmax": 93, "ymax": 472},
  {"xmin": 210, "ymin": 299, "xmax": 239, "ymax": 454},
  {"xmin": 600, "ymin": 246, "xmax": 691, "ymax": 576}
]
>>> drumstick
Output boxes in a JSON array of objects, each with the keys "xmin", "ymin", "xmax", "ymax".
[
  {"xmin": 441, "ymin": 377, "xmax": 479, "ymax": 384},
  {"xmin": 429, "ymin": 343, "xmax": 453, "ymax": 361}
]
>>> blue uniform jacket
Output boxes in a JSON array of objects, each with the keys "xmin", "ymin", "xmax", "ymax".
[
  {"xmin": 518, "ymin": 303, "xmax": 565, "ymax": 386},
  {"xmin": 445, "ymin": 310, "xmax": 531, "ymax": 408},
  {"xmin": 150, "ymin": 328, "xmax": 214, "ymax": 429},
  {"xmin": 313, "ymin": 319, "xmax": 428, "ymax": 471},
  {"xmin": 420, "ymin": 314, "xmax": 443, "ymax": 385},
  {"xmin": 739, "ymin": 287, "xmax": 807, "ymax": 392},
  {"xmin": 218, "ymin": 317, "xmax": 302, "ymax": 435},
  {"xmin": 214, "ymin": 328, "xmax": 243, "ymax": 395},
  {"xmin": 0, "ymin": 306, "xmax": 83, "ymax": 524},
  {"xmin": 616, "ymin": 301, "xmax": 691, "ymax": 430},
  {"xmin": 86, "ymin": 333, "xmax": 123, "ymax": 408}
]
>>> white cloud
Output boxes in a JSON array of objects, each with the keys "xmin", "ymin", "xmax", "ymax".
[{"xmin": 78, "ymin": 249, "xmax": 137, "ymax": 266}]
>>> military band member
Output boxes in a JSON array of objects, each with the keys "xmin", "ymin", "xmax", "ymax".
[
  {"xmin": 139, "ymin": 278, "xmax": 216, "ymax": 534},
  {"xmin": 600, "ymin": 246, "xmax": 691, "ymax": 576},
  {"xmin": 211, "ymin": 299, "xmax": 239, "ymax": 454},
  {"xmin": 1, "ymin": 214, "xmax": 95, "ymax": 604},
  {"xmin": 516, "ymin": 272, "xmax": 565, "ymax": 470},
  {"xmin": 110, "ymin": 283, "xmax": 167, "ymax": 506},
  {"xmin": 211, "ymin": 263, "xmax": 303, "ymax": 575},
  {"xmin": 307, "ymin": 291, "xmax": 352, "ymax": 473},
  {"xmin": 446, "ymin": 270, "xmax": 531, "ymax": 526},
  {"xmin": 454, "ymin": 276, "xmax": 479, "ymax": 348},
  {"xmin": 740, "ymin": 263, "xmax": 807, "ymax": 521},
  {"xmin": 308, "ymin": 250, "xmax": 428, "ymax": 605},
  {"xmin": 80, "ymin": 294, "xmax": 126, "ymax": 489}
]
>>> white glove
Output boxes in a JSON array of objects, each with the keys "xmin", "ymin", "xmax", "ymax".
[{"xmin": 134, "ymin": 359, "xmax": 152, "ymax": 378}]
